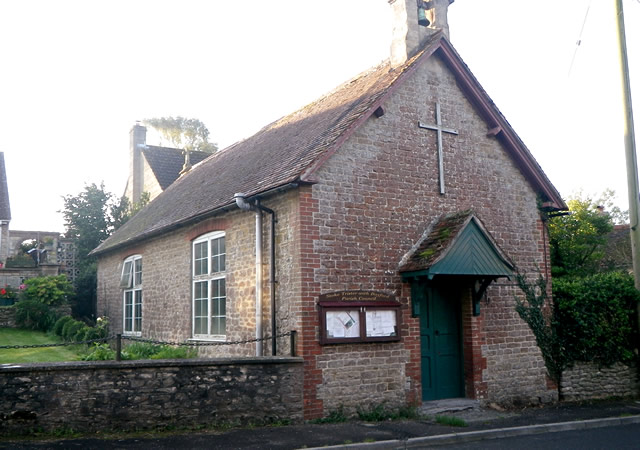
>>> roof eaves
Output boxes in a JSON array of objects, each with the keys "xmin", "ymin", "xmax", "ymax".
[{"xmin": 300, "ymin": 33, "xmax": 445, "ymax": 182}]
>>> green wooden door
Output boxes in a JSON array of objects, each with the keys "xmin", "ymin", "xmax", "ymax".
[{"xmin": 416, "ymin": 283, "xmax": 463, "ymax": 400}]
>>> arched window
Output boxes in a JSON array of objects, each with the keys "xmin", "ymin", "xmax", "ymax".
[
  {"xmin": 192, "ymin": 231, "xmax": 226, "ymax": 339},
  {"xmin": 121, "ymin": 254, "xmax": 142, "ymax": 335}
]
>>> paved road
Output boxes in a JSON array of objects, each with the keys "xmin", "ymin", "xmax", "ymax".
[{"xmin": 437, "ymin": 423, "xmax": 640, "ymax": 450}]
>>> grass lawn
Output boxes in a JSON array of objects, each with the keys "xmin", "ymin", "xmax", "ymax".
[{"xmin": 0, "ymin": 328, "xmax": 81, "ymax": 363}]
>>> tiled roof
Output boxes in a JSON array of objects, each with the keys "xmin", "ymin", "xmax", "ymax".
[
  {"xmin": 142, "ymin": 146, "xmax": 211, "ymax": 190},
  {"xmin": 399, "ymin": 210, "xmax": 475, "ymax": 273},
  {"xmin": 398, "ymin": 210, "xmax": 513, "ymax": 275},
  {"xmin": 0, "ymin": 153, "xmax": 11, "ymax": 221},
  {"xmin": 92, "ymin": 33, "xmax": 565, "ymax": 256}
]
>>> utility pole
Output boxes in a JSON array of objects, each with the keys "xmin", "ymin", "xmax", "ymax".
[{"xmin": 615, "ymin": 0, "xmax": 640, "ymax": 330}]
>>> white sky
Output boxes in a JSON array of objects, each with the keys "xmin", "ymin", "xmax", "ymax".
[{"xmin": 1, "ymin": 0, "xmax": 639, "ymax": 232}]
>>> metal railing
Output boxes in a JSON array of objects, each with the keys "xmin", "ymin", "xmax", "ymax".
[{"xmin": 0, "ymin": 330, "xmax": 298, "ymax": 360}]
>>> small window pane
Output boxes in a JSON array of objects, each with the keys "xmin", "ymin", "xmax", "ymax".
[
  {"xmin": 194, "ymin": 242, "xmax": 208, "ymax": 276},
  {"xmin": 194, "ymin": 317, "xmax": 207, "ymax": 335},
  {"xmin": 134, "ymin": 291, "xmax": 142, "ymax": 332},
  {"xmin": 124, "ymin": 291, "xmax": 133, "ymax": 332},
  {"xmin": 211, "ymin": 316, "xmax": 225, "ymax": 336},
  {"xmin": 120, "ymin": 261, "xmax": 133, "ymax": 288},
  {"xmin": 194, "ymin": 281, "xmax": 209, "ymax": 335},
  {"xmin": 134, "ymin": 259, "xmax": 142, "ymax": 287}
]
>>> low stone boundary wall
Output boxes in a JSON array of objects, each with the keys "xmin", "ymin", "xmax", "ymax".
[
  {"xmin": 0, "ymin": 306, "xmax": 16, "ymax": 327},
  {"xmin": 561, "ymin": 361, "xmax": 639, "ymax": 401},
  {"xmin": 0, "ymin": 357, "xmax": 303, "ymax": 435}
]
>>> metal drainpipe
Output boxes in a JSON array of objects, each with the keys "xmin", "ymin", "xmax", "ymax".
[
  {"xmin": 234, "ymin": 194, "xmax": 277, "ymax": 357},
  {"xmin": 255, "ymin": 209, "xmax": 263, "ymax": 356}
]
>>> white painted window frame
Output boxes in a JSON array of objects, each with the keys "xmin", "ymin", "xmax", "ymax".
[
  {"xmin": 121, "ymin": 254, "xmax": 142, "ymax": 336},
  {"xmin": 192, "ymin": 231, "xmax": 226, "ymax": 340}
]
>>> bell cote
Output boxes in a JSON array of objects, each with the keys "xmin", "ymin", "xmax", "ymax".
[{"xmin": 389, "ymin": 0, "xmax": 454, "ymax": 67}]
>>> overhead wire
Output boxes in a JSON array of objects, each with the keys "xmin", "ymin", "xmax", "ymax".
[{"xmin": 568, "ymin": 0, "xmax": 593, "ymax": 76}]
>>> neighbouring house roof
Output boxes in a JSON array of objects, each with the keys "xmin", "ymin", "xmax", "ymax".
[
  {"xmin": 399, "ymin": 210, "xmax": 514, "ymax": 278},
  {"xmin": 92, "ymin": 32, "xmax": 566, "ymax": 256},
  {"xmin": 602, "ymin": 224, "xmax": 632, "ymax": 272},
  {"xmin": 142, "ymin": 146, "xmax": 211, "ymax": 191},
  {"xmin": 0, "ymin": 153, "xmax": 11, "ymax": 221}
]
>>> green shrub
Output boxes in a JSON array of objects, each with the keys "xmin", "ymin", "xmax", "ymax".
[
  {"xmin": 82, "ymin": 343, "xmax": 116, "ymax": 361},
  {"xmin": 53, "ymin": 316, "xmax": 74, "ymax": 336},
  {"xmin": 122, "ymin": 342, "xmax": 197, "ymax": 360},
  {"xmin": 74, "ymin": 326, "xmax": 91, "ymax": 342},
  {"xmin": 22, "ymin": 275, "xmax": 74, "ymax": 306},
  {"xmin": 83, "ymin": 327, "xmax": 102, "ymax": 343},
  {"xmin": 62, "ymin": 320, "xmax": 85, "ymax": 341},
  {"xmin": 14, "ymin": 300, "xmax": 55, "ymax": 331},
  {"xmin": 124, "ymin": 342, "xmax": 158, "ymax": 359},
  {"xmin": 553, "ymin": 271, "xmax": 640, "ymax": 367},
  {"xmin": 150, "ymin": 346, "xmax": 197, "ymax": 359}
]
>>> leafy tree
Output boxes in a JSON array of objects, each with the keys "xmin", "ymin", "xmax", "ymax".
[
  {"xmin": 548, "ymin": 193, "xmax": 615, "ymax": 277},
  {"xmin": 143, "ymin": 116, "xmax": 218, "ymax": 153},
  {"xmin": 61, "ymin": 183, "xmax": 148, "ymax": 319}
]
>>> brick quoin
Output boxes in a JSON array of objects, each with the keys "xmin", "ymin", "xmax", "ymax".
[{"xmin": 298, "ymin": 185, "xmax": 324, "ymax": 420}]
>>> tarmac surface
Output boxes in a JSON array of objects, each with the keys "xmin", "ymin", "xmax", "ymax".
[{"xmin": 1, "ymin": 398, "xmax": 640, "ymax": 449}]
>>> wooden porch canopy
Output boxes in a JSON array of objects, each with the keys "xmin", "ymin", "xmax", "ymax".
[{"xmin": 399, "ymin": 211, "xmax": 514, "ymax": 315}]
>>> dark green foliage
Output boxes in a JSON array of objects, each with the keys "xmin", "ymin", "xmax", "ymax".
[
  {"xmin": 548, "ymin": 195, "xmax": 614, "ymax": 278},
  {"xmin": 150, "ymin": 346, "xmax": 197, "ymax": 359},
  {"xmin": 123, "ymin": 342, "xmax": 158, "ymax": 359},
  {"xmin": 514, "ymin": 271, "xmax": 565, "ymax": 385},
  {"xmin": 14, "ymin": 300, "xmax": 56, "ymax": 332},
  {"xmin": 553, "ymin": 272, "xmax": 639, "ymax": 367},
  {"xmin": 71, "ymin": 263, "xmax": 96, "ymax": 319},
  {"xmin": 62, "ymin": 320, "xmax": 85, "ymax": 341},
  {"xmin": 83, "ymin": 327, "xmax": 102, "ymax": 342},
  {"xmin": 62, "ymin": 183, "xmax": 147, "ymax": 319},
  {"xmin": 122, "ymin": 342, "xmax": 197, "ymax": 360},
  {"xmin": 53, "ymin": 316, "xmax": 74, "ymax": 336},
  {"xmin": 74, "ymin": 326, "xmax": 91, "ymax": 342},
  {"xmin": 82, "ymin": 343, "xmax": 116, "ymax": 361},
  {"xmin": 21, "ymin": 275, "xmax": 74, "ymax": 306}
]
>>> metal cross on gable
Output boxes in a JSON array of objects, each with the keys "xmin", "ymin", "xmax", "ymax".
[{"xmin": 418, "ymin": 102, "xmax": 459, "ymax": 194}]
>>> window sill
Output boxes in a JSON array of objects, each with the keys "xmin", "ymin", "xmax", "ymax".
[
  {"xmin": 123, "ymin": 332, "xmax": 142, "ymax": 337},
  {"xmin": 188, "ymin": 336, "xmax": 226, "ymax": 343}
]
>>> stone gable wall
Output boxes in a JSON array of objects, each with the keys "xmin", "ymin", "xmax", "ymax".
[
  {"xmin": 0, "ymin": 358, "xmax": 303, "ymax": 435},
  {"xmin": 298, "ymin": 54, "xmax": 556, "ymax": 416}
]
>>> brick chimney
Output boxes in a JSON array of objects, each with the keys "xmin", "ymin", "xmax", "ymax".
[
  {"xmin": 389, "ymin": 0, "xmax": 454, "ymax": 67},
  {"xmin": 129, "ymin": 123, "xmax": 146, "ymax": 204}
]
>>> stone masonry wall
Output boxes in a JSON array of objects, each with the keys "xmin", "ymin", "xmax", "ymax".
[
  {"xmin": 0, "ymin": 306, "xmax": 15, "ymax": 327},
  {"xmin": 0, "ymin": 357, "xmax": 303, "ymax": 435},
  {"xmin": 561, "ymin": 362, "xmax": 639, "ymax": 401},
  {"xmin": 97, "ymin": 191, "xmax": 301, "ymax": 358},
  {"xmin": 298, "ymin": 53, "xmax": 556, "ymax": 417}
]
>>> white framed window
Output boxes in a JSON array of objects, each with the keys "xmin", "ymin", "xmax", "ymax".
[
  {"xmin": 192, "ymin": 231, "xmax": 226, "ymax": 340},
  {"xmin": 121, "ymin": 255, "xmax": 142, "ymax": 336}
]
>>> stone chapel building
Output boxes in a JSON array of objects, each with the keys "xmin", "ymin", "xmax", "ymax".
[{"xmin": 93, "ymin": 0, "xmax": 567, "ymax": 418}]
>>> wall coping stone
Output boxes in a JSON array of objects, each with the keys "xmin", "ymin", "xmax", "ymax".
[{"xmin": 0, "ymin": 356, "xmax": 303, "ymax": 374}]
